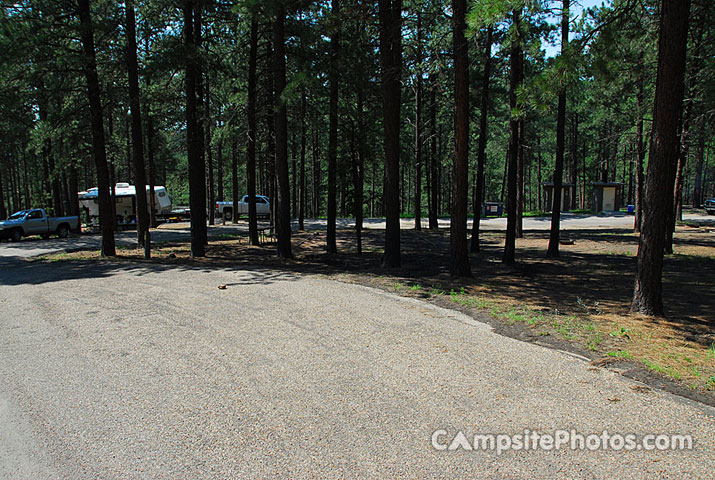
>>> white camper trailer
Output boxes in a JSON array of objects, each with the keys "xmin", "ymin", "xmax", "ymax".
[{"xmin": 78, "ymin": 183, "xmax": 173, "ymax": 226}]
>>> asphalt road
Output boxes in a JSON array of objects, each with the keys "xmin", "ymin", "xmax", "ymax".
[
  {"xmin": 4, "ymin": 212, "xmax": 713, "ymax": 260},
  {"xmin": 0, "ymin": 259, "xmax": 713, "ymax": 478}
]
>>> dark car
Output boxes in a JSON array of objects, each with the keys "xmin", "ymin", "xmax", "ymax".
[{"xmin": 705, "ymin": 198, "xmax": 715, "ymax": 215}]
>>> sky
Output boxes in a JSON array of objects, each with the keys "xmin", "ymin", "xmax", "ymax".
[{"xmin": 542, "ymin": 0, "xmax": 613, "ymax": 58}]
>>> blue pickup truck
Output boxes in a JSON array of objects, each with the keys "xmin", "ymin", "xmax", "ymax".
[{"xmin": 0, "ymin": 208, "xmax": 80, "ymax": 242}]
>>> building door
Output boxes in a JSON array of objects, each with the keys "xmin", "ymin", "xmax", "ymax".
[{"xmin": 603, "ymin": 187, "xmax": 616, "ymax": 211}]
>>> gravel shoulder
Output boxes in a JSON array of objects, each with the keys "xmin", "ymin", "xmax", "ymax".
[{"xmin": 0, "ymin": 260, "xmax": 713, "ymax": 478}]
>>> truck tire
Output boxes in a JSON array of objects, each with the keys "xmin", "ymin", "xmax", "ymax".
[
  {"xmin": 223, "ymin": 209, "xmax": 233, "ymax": 221},
  {"xmin": 10, "ymin": 229, "xmax": 22, "ymax": 242},
  {"xmin": 57, "ymin": 224, "xmax": 70, "ymax": 238}
]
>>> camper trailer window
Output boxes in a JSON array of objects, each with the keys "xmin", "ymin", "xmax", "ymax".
[{"xmin": 159, "ymin": 191, "xmax": 166, "ymax": 197}]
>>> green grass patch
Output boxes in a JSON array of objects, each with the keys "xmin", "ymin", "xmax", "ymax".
[
  {"xmin": 643, "ymin": 359, "xmax": 682, "ymax": 380},
  {"xmin": 522, "ymin": 210, "xmax": 551, "ymax": 217}
]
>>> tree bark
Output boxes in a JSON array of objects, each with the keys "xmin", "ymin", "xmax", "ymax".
[
  {"xmin": 184, "ymin": 0, "xmax": 206, "ymax": 257},
  {"xmin": 570, "ymin": 113, "xmax": 579, "ymax": 209},
  {"xmin": 326, "ymin": 0, "xmax": 340, "ymax": 254},
  {"xmin": 0, "ymin": 169, "xmax": 6, "ymax": 220},
  {"xmin": 143, "ymin": 34, "xmax": 158, "ymax": 228},
  {"xmin": 378, "ymin": 0, "xmax": 402, "ymax": 268},
  {"xmin": 546, "ymin": 0, "xmax": 569, "ymax": 259},
  {"xmin": 414, "ymin": 13, "xmax": 423, "ymax": 231},
  {"xmin": 47, "ymin": 151, "xmax": 64, "ymax": 217},
  {"xmin": 125, "ymin": 0, "xmax": 150, "ymax": 248},
  {"xmin": 194, "ymin": 2, "xmax": 208, "ymax": 245},
  {"xmin": 78, "ymin": 0, "xmax": 115, "ymax": 256},
  {"xmin": 632, "ymin": 0, "xmax": 691, "ymax": 316},
  {"xmin": 428, "ymin": 78, "xmax": 439, "ymax": 230},
  {"xmin": 352, "ymin": 88, "xmax": 366, "ymax": 255},
  {"xmin": 217, "ymin": 120, "xmax": 224, "ymax": 201},
  {"xmin": 231, "ymin": 136, "xmax": 238, "ymax": 222},
  {"xmin": 246, "ymin": 15, "xmax": 259, "ymax": 243},
  {"xmin": 516, "ymin": 117, "xmax": 525, "ymax": 238},
  {"xmin": 503, "ymin": 9, "xmax": 522, "ymax": 265},
  {"xmin": 537, "ymin": 137, "xmax": 542, "ymax": 210},
  {"xmin": 206, "ymin": 73, "xmax": 215, "ymax": 226},
  {"xmin": 634, "ymin": 74, "xmax": 645, "ymax": 232},
  {"xmin": 692, "ymin": 116, "xmax": 705, "ymax": 207},
  {"xmin": 272, "ymin": 5, "xmax": 293, "ymax": 258},
  {"xmin": 470, "ymin": 25, "xmax": 493, "ymax": 253},
  {"xmin": 299, "ymin": 91, "xmax": 306, "ymax": 231},
  {"xmin": 450, "ymin": 0, "xmax": 472, "ymax": 277}
]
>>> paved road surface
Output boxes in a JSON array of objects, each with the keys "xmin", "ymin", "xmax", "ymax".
[
  {"xmin": 0, "ymin": 259, "xmax": 712, "ymax": 478},
  {"xmin": 3, "ymin": 212, "xmax": 713, "ymax": 260}
]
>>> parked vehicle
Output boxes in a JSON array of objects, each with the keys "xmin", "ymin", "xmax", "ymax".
[
  {"xmin": 0, "ymin": 208, "xmax": 80, "ymax": 242},
  {"xmin": 705, "ymin": 198, "xmax": 715, "ymax": 215},
  {"xmin": 78, "ymin": 183, "xmax": 174, "ymax": 226},
  {"xmin": 216, "ymin": 195, "xmax": 270, "ymax": 221}
]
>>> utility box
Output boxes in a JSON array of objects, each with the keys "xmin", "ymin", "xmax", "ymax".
[{"xmin": 483, "ymin": 202, "xmax": 504, "ymax": 218}]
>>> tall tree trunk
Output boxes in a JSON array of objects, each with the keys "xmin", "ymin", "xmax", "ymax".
[
  {"xmin": 582, "ymin": 140, "xmax": 587, "ymax": 209},
  {"xmin": 246, "ymin": 15, "xmax": 259, "ymax": 243},
  {"xmin": 217, "ymin": 119, "xmax": 224, "ymax": 201},
  {"xmin": 692, "ymin": 116, "xmax": 705, "ymax": 207},
  {"xmin": 291, "ymin": 132, "xmax": 297, "ymax": 218},
  {"xmin": 23, "ymin": 149, "xmax": 31, "ymax": 209},
  {"xmin": 217, "ymin": 142, "xmax": 224, "ymax": 202},
  {"xmin": 231, "ymin": 136, "xmax": 238, "ymax": 223},
  {"xmin": 206, "ymin": 73, "xmax": 215, "ymax": 226},
  {"xmin": 326, "ymin": 0, "xmax": 340, "ymax": 254},
  {"xmin": 272, "ymin": 4, "xmax": 293, "ymax": 258},
  {"xmin": 312, "ymin": 121, "xmax": 320, "ymax": 217},
  {"xmin": 634, "ymin": 75, "xmax": 645, "ymax": 232},
  {"xmin": 144, "ymin": 35, "xmax": 158, "ymax": 228},
  {"xmin": 673, "ymin": 141, "xmax": 687, "ymax": 224},
  {"xmin": 354, "ymin": 87, "xmax": 366, "ymax": 255},
  {"xmin": 570, "ymin": 113, "xmax": 578, "ymax": 209},
  {"xmin": 299, "ymin": 91, "xmax": 306, "ymax": 231},
  {"xmin": 666, "ymin": 14, "xmax": 704, "ymax": 246},
  {"xmin": 546, "ymin": 0, "xmax": 569, "ymax": 258},
  {"xmin": 470, "ymin": 25, "xmax": 493, "ymax": 253},
  {"xmin": 450, "ymin": 0, "xmax": 472, "ymax": 277},
  {"xmin": 378, "ymin": 0, "xmax": 402, "ymax": 267},
  {"xmin": 627, "ymin": 143, "xmax": 634, "ymax": 205},
  {"xmin": 68, "ymin": 166, "xmax": 79, "ymax": 218},
  {"xmin": 516, "ymin": 117, "xmax": 525, "ymax": 238},
  {"xmin": 0, "ymin": 169, "xmax": 6, "ymax": 220},
  {"xmin": 184, "ymin": 0, "xmax": 206, "ymax": 257},
  {"xmin": 47, "ymin": 153, "xmax": 64, "ymax": 217},
  {"xmin": 78, "ymin": 0, "xmax": 115, "ymax": 256},
  {"xmin": 537, "ymin": 137, "xmax": 542, "ymax": 210},
  {"xmin": 428, "ymin": 79, "xmax": 439, "ymax": 229},
  {"xmin": 414, "ymin": 13, "xmax": 423, "ymax": 231},
  {"xmin": 632, "ymin": 0, "xmax": 691, "ymax": 316},
  {"xmin": 194, "ymin": 2, "xmax": 208, "ymax": 244},
  {"xmin": 125, "ymin": 0, "xmax": 150, "ymax": 248},
  {"xmin": 503, "ymin": 9, "xmax": 522, "ymax": 265}
]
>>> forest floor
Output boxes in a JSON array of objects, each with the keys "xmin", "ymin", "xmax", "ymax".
[{"xmin": 37, "ymin": 219, "xmax": 715, "ymax": 405}]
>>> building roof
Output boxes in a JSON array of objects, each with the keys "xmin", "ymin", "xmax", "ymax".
[
  {"xmin": 592, "ymin": 182, "xmax": 624, "ymax": 187},
  {"xmin": 541, "ymin": 182, "xmax": 576, "ymax": 187}
]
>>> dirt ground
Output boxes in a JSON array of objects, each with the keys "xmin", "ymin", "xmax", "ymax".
[{"xmin": 40, "ymin": 220, "xmax": 715, "ymax": 405}]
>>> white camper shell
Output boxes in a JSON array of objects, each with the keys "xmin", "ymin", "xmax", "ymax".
[{"xmin": 78, "ymin": 183, "xmax": 172, "ymax": 226}]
